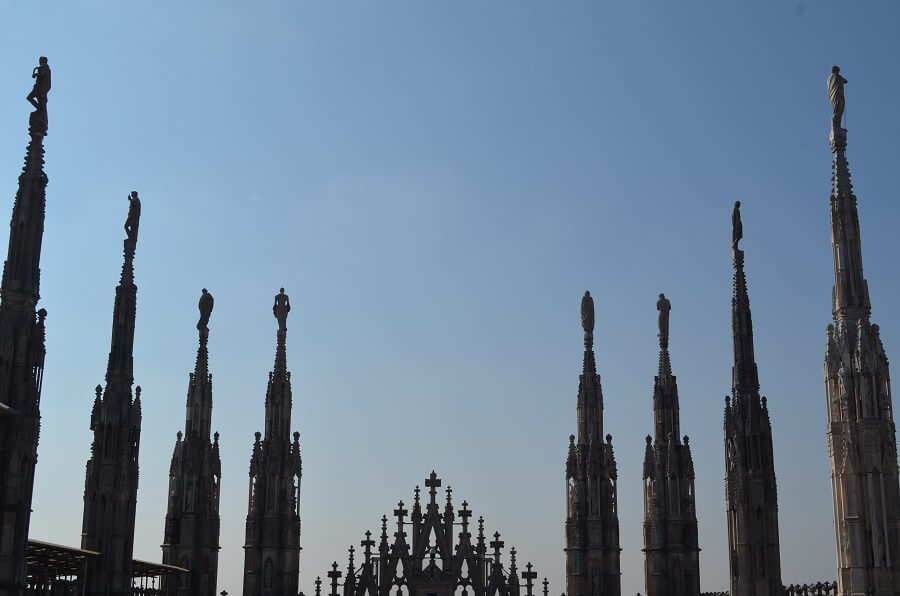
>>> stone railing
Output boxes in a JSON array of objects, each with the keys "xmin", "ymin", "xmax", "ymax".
[
  {"xmin": 693, "ymin": 583, "xmax": 839, "ymax": 596},
  {"xmin": 784, "ymin": 583, "xmax": 838, "ymax": 596}
]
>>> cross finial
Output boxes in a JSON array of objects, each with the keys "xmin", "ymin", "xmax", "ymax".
[
  {"xmin": 459, "ymin": 500, "xmax": 472, "ymax": 529},
  {"xmin": 362, "ymin": 530, "xmax": 375, "ymax": 562},
  {"xmin": 394, "ymin": 500, "xmax": 408, "ymax": 531},
  {"xmin": 446, "ymin": 485, "xmax": 453, "ymax": 505},
  {"xmin": 328, "ymin": 562, "xmax": 342, "ymax": 596},
  {"xmin": 348, "ymin": 545, "xmax": 355, "ymax": 569},
  {"xmin": 314, "ymin": 577, "xmax": 322, "ymax": 596},
  {"xmin": 509, "ymin": 546, "xmax": 517, "ymax": 572},
  {"xmin": 477, "ymin": 516, "xmax": 485, "ymax": 543},
  {"xmin": 522, "ymin": 563, "xmax": 537, "ymax": 596},
  {"xmin": 414, "ymin": 486, "xmax": 421, "ymax": 506},
  {"xmin": 490, "ymin": 531, "xmax": 504, "ymax": 563},
  {"xmin": 542, "ymin": 577, "xmax": 549, "ymax": 596},
  {"xmin": 425, "ymin": 471, "xmax": 441, "ymax": 504}
]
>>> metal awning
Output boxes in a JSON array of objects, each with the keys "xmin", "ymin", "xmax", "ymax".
[
  {"xmin": 133, "ymin": 559, "xmax": 188, "ymax": 578},
  {"xmin": 26, "ymin": 539, "xmax": 187, "ymax": 579},
  {"xmin": 26, "ymin": 539, "xmax": 99, "ymax": 577}
]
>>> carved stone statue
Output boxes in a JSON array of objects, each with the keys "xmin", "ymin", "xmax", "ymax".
[
  {"xmin": 26, "ymin": 57, "xmax": 51, "ymax": 110},
  {"xmin": 838, "ymin": 364, "xmax": 851, "ymax": 404},
  {"xmin": 657, "ymin": 293, "xmax": 671, "ymax": 346},
  {"xmin": 198, "ymin": 288, "xmax": 214, "ymax": 331},
  {"xmin": 827, "ymin": 66, "xmax": 848, "ymax": 132},
  {"xmin": 124, "ymin": 191, "xmax": 141, "ymax": 243},
  {"xmin": 581, "ymin": 291, "xmax": 594, "ymax": 336},
  {"xmin": 273, "ymin": 288, "xmax": 290, "ymax": 332},
  {"xmin": 731, "ymin": 201, "xmax": 743, "ymax": 253}
]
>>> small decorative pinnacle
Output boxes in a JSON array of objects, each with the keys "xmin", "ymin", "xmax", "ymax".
[
  {"xmin": 95, "ymin": 384, "xmax": 102, "ymax": 399},
  {"xmin": 605, "ymin": 433, "xmax": 612, "ymax": 444},
  {"xmin": 645, "ymin": 434, "xmax": 652, "ymax": 446},
  {"xmin": 37, "ymin": 308, "xmax": 47, "ymax": 324},
  {"xmin": 273, "ymin": 287, "xmax": 290, "ymax": 332}
]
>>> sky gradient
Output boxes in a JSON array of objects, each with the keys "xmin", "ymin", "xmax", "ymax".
[{"xmin": 2, "ymin": 2, "xmax": 900, "ymax": 594}]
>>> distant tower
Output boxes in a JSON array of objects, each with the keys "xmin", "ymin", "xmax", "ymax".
[
  {"xmin": 81, "ymin": 193, "xmax": 143, "ymax": 596},
  {"xmin": 0, "ymin": 59, "xmax": 51, "ymax": 596},
  {"xmin": 723, "ymin": 202, "xmax": 782, "ymax": 596},
  {"xmin": 823, "ymin": 68, "xmax": 900, "ymax": 595},
  {"xmin": 565, "ymin": 291, "xmax": 620, "ymax": 596},
  {"xmin": 161, "ymin": 289, "xmax": 222, "ymax": 596},
  {"xmin": 642, "ymin": 294, "xmax": 700, "ymax": 596},
  {"xmin": 243, "ymin": 288, "xmax": 302, "ymax": 596}
]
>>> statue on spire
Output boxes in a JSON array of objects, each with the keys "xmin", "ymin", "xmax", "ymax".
[
  {"xmin": 26, "ymin": 56, "xmax": 51, "ymax": 110},
  {"xmin": 580, "ymin": 291, "xmax": 594, "ymax": 336},
  {"xmin": 274, "ymin": 288, "xmax": 290, "ymax": 332},
  {"xmin": 828, "ymin": 65, "xmax": 848, "ymax": 133},
  {"xmin": 198, "ymin": 288, "xmax": 214, "ymax": 332},
  {"xmin": 657, "ymin": 293, "xmax": 671, "ymax": 347},
  {"xmin": 125, "ymin": 191, "xmax": 141, "ymax": 244},
  {"xmin": 731, "ymin": 200, "xmax": 742, "ymax": 255}
]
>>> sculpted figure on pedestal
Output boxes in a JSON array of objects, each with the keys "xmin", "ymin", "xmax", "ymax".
[{"xmin": 827, "ymin": 66, "xmax": 848, "ymax": 132}]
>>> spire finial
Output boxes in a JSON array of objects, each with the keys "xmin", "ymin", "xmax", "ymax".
[
  {"xmin": 581, "ymin": 291, "xmax": 594, "ymax": 343},
  {"xmin": 125, "ymin": 191, "xmax": 141, "ymax": 247},
  {"xmin": 827, "ymin": 65, "xmax": 848, "ymax": 136},
  {"xmin": 657, "ymin": 293, "xmax": 671, "ymax": 348},
  {"xmin": 274, "ymin": 287, "xmax": 290, "ymax": 332},
  {"xmin": 731, "ymin": 201, "xmax": 743, "ymax": 256},
  {"xmin": 26, "ymin": 56, "xmax": 51, "ymax": 135},
  {"xmin": 198, "ymin": 288, "xmax": 214, "ymax": 332},
  {"xmin": 193, "ymin": 288, "xmax": 214, "ymax": 381}
]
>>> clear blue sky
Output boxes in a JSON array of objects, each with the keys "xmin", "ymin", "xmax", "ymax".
[{"xmin": 2, "ymin": 2, "xmax": 900, "ymax": 594}]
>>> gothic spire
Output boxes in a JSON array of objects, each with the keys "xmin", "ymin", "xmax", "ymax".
[
  {"xmin": 0, "ymin": 57, "xmax": 51, "ymax": 596},
  {"xmin": 823, "ymin": 66, "xmax": 900, "ymax": 594},
  {"xmin": 652, "ymin": 293, "xmax": 679, "ymax": 443},
  {"xmin": 576, "ymin": 291, "xmax": 601, "ymax": 445},
  {"xmin": 265, "ymin": 287, "xmax": 292, "ymax": 440},
  {"xmin": 730, "ymin": 201, "xmax": 760, "ymax": 404},
  {"xmin": 82, "ymin": 192, "xmax": 143, "ymax": 596},
  {"xmin": 104, "ymin": 192, "xmax": 141, "ymax": 389},
  {"xmin": 724, "ymin": 200, "xmax": 782, "ymax": 596},
  {"xmin": 1, "ymin": 60, "xmax": 50, "ymax": 306},
  {"xmin": 828, "ymin": 68, "xmax": 870, "ymax": 319},
  {"xmin": 185, "ymin": 289, "xmax": 214, "ymax": 440}
]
